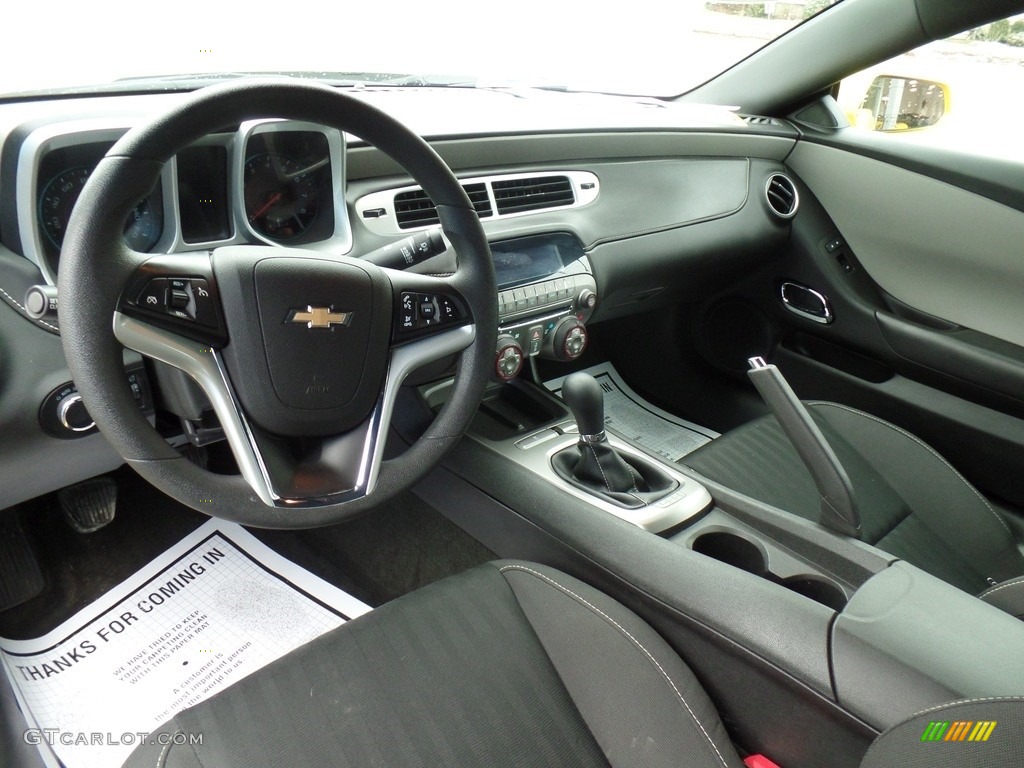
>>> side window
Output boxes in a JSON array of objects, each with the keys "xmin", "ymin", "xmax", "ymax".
[{"xmin": 837, "ymin": 17, "xmax": 1024, "ymax": 161}]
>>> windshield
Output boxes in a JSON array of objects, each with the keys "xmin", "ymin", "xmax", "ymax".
[{"xmin": 3, "ymin": 2, "xmax": 837, "ymax": 99}]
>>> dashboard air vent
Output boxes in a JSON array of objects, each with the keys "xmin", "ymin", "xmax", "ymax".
[
  {"xmin": 492, "ymin": 176, "xmax": 575, "ymax": 215},
  {"xmin": 394, "ymin": 182, "xmax": 492, "ymax": 229},
  {"xmin": 765, "ymin": 173, "xmax": 799, "ymax": 219},
  {"xmin": 742, "ymin": 115, "xmax": 781, "ymax": 126}
]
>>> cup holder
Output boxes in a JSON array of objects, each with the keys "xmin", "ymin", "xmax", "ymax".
[
  {"xmin": 691, "ymin": 531, "xmax": 848, "ymax": 610},
  {"xmin": 692, "ymin": 531, "xmax": 768, "ymax": 576},
  {"xmin": 782, "ymin": 577, "xmax": 848, "ymax": 612}
]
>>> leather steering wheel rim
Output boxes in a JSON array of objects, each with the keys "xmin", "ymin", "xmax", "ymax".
[{"xmin": 57, "ymin": 79, "xmax": 497, "ymax": 528}]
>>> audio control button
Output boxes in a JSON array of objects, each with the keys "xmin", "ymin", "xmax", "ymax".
[
  {"xmin": 439, "ymin": 297, "xmax": 460, "ymax": 321},
  {"xmin": 398, "ymin": 292, "xmax": 464, "ymax": 335},
  {"xmin": 577, "ymin": 289, "xmax": 597, "ymax": 310}
]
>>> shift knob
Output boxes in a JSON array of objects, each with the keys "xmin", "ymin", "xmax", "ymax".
[{"xmin": 562, "ymin": 372, "xmax": 605, "ymax": 439}]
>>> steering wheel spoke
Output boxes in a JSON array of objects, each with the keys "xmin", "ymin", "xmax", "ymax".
[{"xmin": 114, "ymin": 308, "xmax": 474, "ymax": 507}]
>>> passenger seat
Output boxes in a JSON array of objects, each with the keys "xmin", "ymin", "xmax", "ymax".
[{"xmin": 683, "ymin": 400, "xmax": 1024, "ymax": 618}]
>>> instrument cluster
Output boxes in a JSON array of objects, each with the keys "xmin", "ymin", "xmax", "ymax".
[{"xmin": 18, "ymin": 120, "xmax": 348, "ymax": 283}]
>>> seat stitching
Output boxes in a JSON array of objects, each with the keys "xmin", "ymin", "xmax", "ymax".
[
  {"xmin": 978, "ymin": 575, "xmax": 1024, "ymax": 598},
  {"xmin": 0, "ymin": 285, "xmax": 60, "ymax": 332},
  {"xmin": 156, "ymin": 730, "xmax": 183, "ymax": 768},
  {"xmin": 807, "ymin": 401, "xmax": 1013, "ymax": 537},
  {"xmin": 500, "ymin": 564, "xmax": 730, "ymax": 768}
]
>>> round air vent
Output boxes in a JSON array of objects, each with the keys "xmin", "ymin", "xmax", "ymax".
[{"xmin": 765, "ymin": 173, "xmax": 799, "ymax": 219}]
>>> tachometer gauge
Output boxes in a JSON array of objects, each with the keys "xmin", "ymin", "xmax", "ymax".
[
  {"xmin": 38, "ymin": 166, "xmax": 162, "ymax": 252},
  {"xmin": 243, "ymin": 152, "xmax": 319, "ymax": 241}
]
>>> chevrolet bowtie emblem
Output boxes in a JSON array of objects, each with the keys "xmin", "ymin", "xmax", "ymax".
[{"xmin": 286, "ymin": 306, "xmax": 354, "ymax": 330}]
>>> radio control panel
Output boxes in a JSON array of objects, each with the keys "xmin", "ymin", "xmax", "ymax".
[{"xmin": 490, "ymin": 233, "xmax": 596, "ymax": 380}]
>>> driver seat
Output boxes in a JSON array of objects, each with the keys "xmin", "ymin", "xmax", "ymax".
[{"xmin": 124, "ymin": 561, "xmax": 745, "ymax": 768}]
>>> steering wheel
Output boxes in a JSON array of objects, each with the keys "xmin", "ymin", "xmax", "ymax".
[{"xmin": 57, "ymin": 80, "xmax": 497, "ymax": 528}]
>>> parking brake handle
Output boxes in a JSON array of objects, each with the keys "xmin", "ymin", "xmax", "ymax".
[{"xmin": 746, "ymin": 357, "xmax": 861, "ymax": 539}]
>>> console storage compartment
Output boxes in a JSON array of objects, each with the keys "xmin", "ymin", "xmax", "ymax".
[{"xmin": 832, "ymin": 561, "xmax": 1024, "ymax": 729}]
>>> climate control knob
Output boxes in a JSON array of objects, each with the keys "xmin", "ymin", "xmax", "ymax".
[
  {"xmin": 544, "ymin": 317, "xmax": 588, "ymax": 362},
  {"xmin": 494, "ymin": 334, "xmax": 525, "ymax": 381}
]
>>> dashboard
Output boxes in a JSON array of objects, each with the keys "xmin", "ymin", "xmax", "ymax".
[{"xmin": 0, "ymin": 86, "xmax": 798, "ymax": 510}]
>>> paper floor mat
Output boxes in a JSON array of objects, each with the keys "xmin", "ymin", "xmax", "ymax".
[
  {"xmin": 546, "ymin": 361, "xmax": 718, "ymax": 462},
  {"xmin": 1, "ymin": 519, "xmax": 371, "ymax": 768}
]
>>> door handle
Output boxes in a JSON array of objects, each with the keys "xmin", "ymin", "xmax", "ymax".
[{"xmin": 780, "ymin": 281, "xmax": 833, "ymax": 324}]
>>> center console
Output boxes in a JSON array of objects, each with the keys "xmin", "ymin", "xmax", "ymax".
[{"xmin": 428, "ymin": 368, "xmax": 863, "ymax": 611}]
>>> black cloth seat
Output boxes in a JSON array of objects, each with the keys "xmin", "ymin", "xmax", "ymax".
[
  {"xmin": 125, "ymin": 561, "xmax": 745, "ymax": 768},
  {"xmin": 123, "ymin": 557, "xmax": 1024, "ymax": 768},
  {"xmin": 683, "ymin": 401, "xmax": 1024, "ymax": 600}
]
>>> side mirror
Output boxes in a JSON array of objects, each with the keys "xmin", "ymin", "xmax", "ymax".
[{"xmin": 859, "ymin": 75, "xmax": 949, "ymax": 131}]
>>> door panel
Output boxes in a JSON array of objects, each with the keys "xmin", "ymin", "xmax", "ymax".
[
  {"xmin": 674, "ymin": 132, "xmax": 1024, "ymax": 509},
  {"xmin": 787, "ymin": 141, "xmax": 1024, "ymax": 348}
]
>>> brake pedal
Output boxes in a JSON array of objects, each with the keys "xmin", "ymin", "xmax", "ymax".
[
  {"xmin": 58, "ymin": 477, "xmax": 118, "ymax": 533},
  {"xmin": 0, "ymin": 512, "xmax": 44, "ymax": 611}
]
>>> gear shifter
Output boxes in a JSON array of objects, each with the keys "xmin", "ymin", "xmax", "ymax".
[
  {"xmin": 553, "ymin": 372, "xmax": 678, "ymax": 508},
  {"xmin": 561, "ymin": 372, "xmax": 608, "ymax": 444}
]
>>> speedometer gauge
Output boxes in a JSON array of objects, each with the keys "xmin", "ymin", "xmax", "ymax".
[
  {"xmin": 243, "ymin": 152, "xmax": 319, "ymax": 241},
  {"xmin": 38, "ymin": 166, "xmax": 162, "ymax": 252}
]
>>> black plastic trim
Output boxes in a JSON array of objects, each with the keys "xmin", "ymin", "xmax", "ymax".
[{"xmin": 876, "ymin": 311, "xmax": 1024, "ymax": 406}]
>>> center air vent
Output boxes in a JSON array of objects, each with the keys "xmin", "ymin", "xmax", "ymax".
[
  {"xmin": 394, "ymin": 183, "xmax": 492, "ymax": 229},
  {"xmin": 357, "ymin": 171, "xmax": 599, "ymax": 236},
  {"xmin": 492, "ymin": 176, "xmax": 575, "ymax": 215},
  {"xmin": 765, "ymin": 173, "xmax": 799, "ymax": 219}
]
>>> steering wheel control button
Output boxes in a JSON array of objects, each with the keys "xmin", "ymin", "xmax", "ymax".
[
  {"xmin": 397, "ymin": 292, "xmax": 464, "ymax": 336},
  {"xmin": 136, "ymin": 278, "xmax": 168, "ymax": 310},
  {"xmin": 189, "ymin": 279, "xmax": 218, "ymax": 327},
  {"xmin": 400, "ymin": 293, "xmax": 416, "ymax": 330},
  {"xmin": 165, "ymin": 278, "xmax": 197, "ymax": 320},
  {"xmin": 169, "ymin": 288, "xmax": 190, "ymax": 310},
  {"xmin": 132, "ymin": 275, "xmax": 222, "ymax": 329}
]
